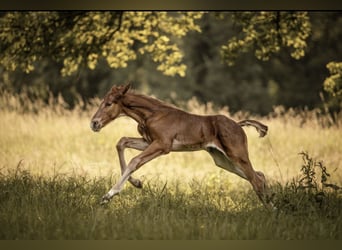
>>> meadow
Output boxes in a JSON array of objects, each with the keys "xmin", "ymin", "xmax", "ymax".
[{"xmin": 0, "ymin": 92, "xmax": 341, "ymax": 239}]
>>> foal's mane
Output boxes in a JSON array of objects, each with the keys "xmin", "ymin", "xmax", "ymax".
[{"xmin": 124, "ymin": 92, "xmax": 179, "ymax": 112}]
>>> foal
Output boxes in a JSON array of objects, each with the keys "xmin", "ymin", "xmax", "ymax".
[{"xmin": 90, "ymin": 84, "xmax": 273, "ymax": 208}]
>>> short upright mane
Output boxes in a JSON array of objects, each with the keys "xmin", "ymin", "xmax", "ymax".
[{"xmin": 124, "ymin": 92, "xmax": 178, "ymax": 111}]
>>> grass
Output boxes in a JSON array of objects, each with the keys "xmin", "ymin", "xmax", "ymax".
[
  {"xmin": 0, "ymin": 93, "xmax": 341, "ymax": 239},
  {"xmin": 1, "ymin": 166, "xmax": 341, "ymax": 239}
]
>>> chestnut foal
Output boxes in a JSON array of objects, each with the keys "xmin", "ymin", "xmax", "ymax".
[{"xmin": 90, "ymin": 84, "xmax": 273, "ymax": 208}]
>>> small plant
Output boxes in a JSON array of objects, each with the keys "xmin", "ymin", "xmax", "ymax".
[
  {"xmin": 273, "ymin": 151, "xmax": 341, "ymax": 213},
  {"xmin": 298, "ymin": 151, "xmax": 341, "ymax": 192}
]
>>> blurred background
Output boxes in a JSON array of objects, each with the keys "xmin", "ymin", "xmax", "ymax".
[{"xmin": 0, "ymin": 11, "xmax": 341, "ymax": 116}]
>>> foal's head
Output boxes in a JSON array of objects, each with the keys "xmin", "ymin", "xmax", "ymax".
[{"xmin": 90, "ymin": 84, "xmax": 131, "ymax": 132}]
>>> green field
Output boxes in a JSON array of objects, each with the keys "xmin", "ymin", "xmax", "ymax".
[{"xmin": 0, "ymin": 95, "xmax": 341, "ymax": 239}]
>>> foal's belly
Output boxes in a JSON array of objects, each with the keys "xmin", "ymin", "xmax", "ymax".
[{"xmin": 171, "ymin": 139, "xmax": 205, "ymax": 151}]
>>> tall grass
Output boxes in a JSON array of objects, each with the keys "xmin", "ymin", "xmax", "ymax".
[{"xmin": 0, "ymin": 92, "xmax": 341, "ymax": 239}]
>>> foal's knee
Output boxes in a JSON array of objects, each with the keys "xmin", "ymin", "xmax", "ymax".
[{"xmin": 116, "ymin": 137, "xmax": 129, "ymax": 151}]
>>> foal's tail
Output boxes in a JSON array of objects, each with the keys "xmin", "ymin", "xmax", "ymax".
[{"xmin": 238, "ymin": 119, "xmax": 268, "ymax": 137}]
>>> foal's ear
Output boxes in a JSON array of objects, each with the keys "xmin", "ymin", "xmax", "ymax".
[
  {"xmin": 110, "ymin": 83, "xmax": 131, "ymax": 102},
  {"xmin": 121, "ymin": 83, "xmax": 131, "ymax": 95},
  {"xmin": 110, "ymin": 83, "xmax": 131, "ymax": 95}
]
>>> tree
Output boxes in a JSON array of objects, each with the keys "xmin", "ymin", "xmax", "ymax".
[
  {"xmin": 324, "ymin": 62, "xmax": 342, "ymax": 98},
  {"xmin": 323, "ymin": 61, "xmax": 342, "ymax": 112},
  {"xmin": 0, "ymin": 11, "xmax": 203, "ymax": 77},
  {"xmin": 0, "ymin": 11, "xmax": 312, "ymax": 78},
  {"xmin": 1, "ymin": 11, "xmax": 340, "ymax": 115},
  {"xmin": 221, "ymin": 12, "xmax": 311, "ymax": 66}
]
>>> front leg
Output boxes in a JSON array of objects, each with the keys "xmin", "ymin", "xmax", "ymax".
[
  {"xmin": 116, "ymin": 137, "xmax": 149, "ymax": 188},
  {"xmin": 101, "ymin": 140, "xmax": 167, "ymax": 204}
]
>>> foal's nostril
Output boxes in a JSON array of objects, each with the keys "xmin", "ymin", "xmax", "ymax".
[{"xmin": 90, "ymin": 120, "xmax": 100, "ymax": 131}]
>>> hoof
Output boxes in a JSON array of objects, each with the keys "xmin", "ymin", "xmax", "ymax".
[
  {"xmin": 130, "ymin": 179, "xmax": 143, "ymax": 189},
  {"xmin": 100, "ymin": 195, "xmax": 111, "ymax": 205},
  {"xmin": 135, "ymin": 180, "xmax": 143, "ymax": 189}
]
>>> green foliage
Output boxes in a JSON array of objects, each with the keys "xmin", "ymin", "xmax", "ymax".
[
  {"xmin": 1, "ymin": 11, "xmax": 342, "ymax": 116},
  {"xmin": 0, "ymin": 12, "xmax": 59, "ymax": 73},
  {"xmin": 0, "ymin": 11, "xmax": 312, "ymax": 77},
  {"xmin": 320, "ymin": 61, "xmax": 342, "ymax": 118},
  {"xmin": 0, "ymin": 11, "xmax": 203, "ymax": 77},
  {"xmin": 324, "ymin": 62, "xmax": 342, "ymax": 99},
  {"xmin": 221, "ymin": 12, "xmax": 311, "ymax": 65}
]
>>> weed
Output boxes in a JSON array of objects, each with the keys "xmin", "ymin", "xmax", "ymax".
[
  {"xmin": 299, "ymin": 151, "xmax": 340, "ymax": 192},
  {"xmin": 272, "ymin": 151, "xmax": 342, "ymax": 219}
]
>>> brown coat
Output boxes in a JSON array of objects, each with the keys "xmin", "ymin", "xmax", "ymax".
[{"xmin": 91, "ymin": 84, "xmax": 273, "ymax": 209}]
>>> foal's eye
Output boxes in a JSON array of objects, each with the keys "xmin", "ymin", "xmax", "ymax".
[{"xmin": 104, "ymin": 102, "xmax": 112, "ymax": 107}]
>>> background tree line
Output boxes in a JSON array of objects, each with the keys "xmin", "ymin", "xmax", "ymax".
[{"xmin": 0, "ymin": 11, "xmax": 341, "ymax": 115}]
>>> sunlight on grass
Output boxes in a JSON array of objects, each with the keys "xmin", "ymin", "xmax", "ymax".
[
  {"xmin": 0, "ymin": 94, "xmax": 341, "ymax": 239},
  {"xmin": 1, "ymin": 97, "xmax": 341, "ymax": 188}
]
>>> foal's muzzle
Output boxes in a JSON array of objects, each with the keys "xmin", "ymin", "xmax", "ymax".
[{"xmin": 90, "ymin": 120, "xmax": 101, "ymax": 132}]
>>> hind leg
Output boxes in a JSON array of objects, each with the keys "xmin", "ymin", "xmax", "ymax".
[
  {"xmin": 214, "ymin": 120, "xmax": 274, "ymax": 209},
  {"xmin": 235, "ymin": 159, "xmax": 275, "ymax": 210},
  {"xmin": 226, "ymin": 153, "xmax": 272, "ymax": 208},
  {"xmin": 207, "ymin": 144, "xmax": 273, "ymax": 209}
]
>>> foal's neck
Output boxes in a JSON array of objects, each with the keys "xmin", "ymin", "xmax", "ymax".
[{"xmin": 121, "ymin": 93, "xmax": 158, "ymax": 123}]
